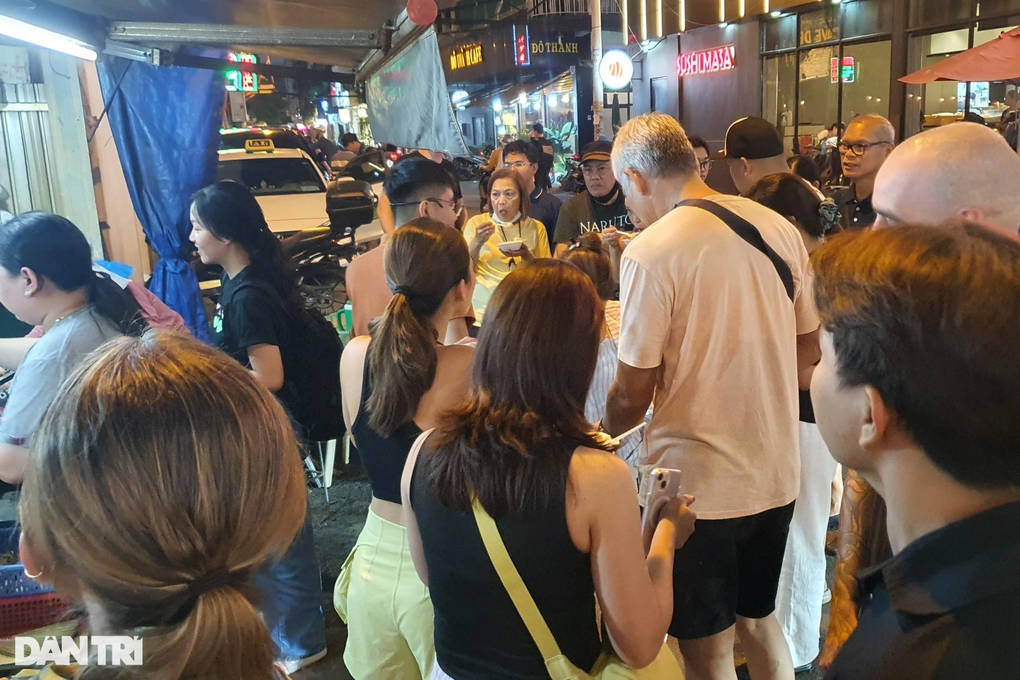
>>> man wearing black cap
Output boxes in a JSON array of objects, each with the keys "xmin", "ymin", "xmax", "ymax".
[
  {"xmin": 725, "ymin": 117, "xmax": 793, "ymax": 196},
  {"xmin": 553, "ymin": 140, "xmax": 633, "ymax": 256}
]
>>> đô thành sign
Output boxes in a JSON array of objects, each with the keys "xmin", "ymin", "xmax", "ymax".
[{"xmin": 676, "ymin": 45, "xmax": 736, "ymax": 77}]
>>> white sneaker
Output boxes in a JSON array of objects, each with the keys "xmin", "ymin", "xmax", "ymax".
[{"xmin": 277, "ymin": 648, "xmax": 327, "ymax": 676}]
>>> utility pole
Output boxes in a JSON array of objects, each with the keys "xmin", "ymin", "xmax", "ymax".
[{"xmin": 591, "ymin": 0, "xmax": 605, "ymax": 140}]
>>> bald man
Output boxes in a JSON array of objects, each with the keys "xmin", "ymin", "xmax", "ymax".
[
  {"xmin": 872, "ymin": 122, "xmax": 1020, "ymax": 234},
  {"xmin": 830, "ymin": 114, "xmax": 895, "ymax": 230}
]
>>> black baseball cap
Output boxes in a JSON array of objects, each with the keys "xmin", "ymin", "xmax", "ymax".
[
  {"xmin": 581, "ymin": 140, "xmax": 612, "ymax": 165},
  {"xmin": 724, "ymin": 117, "xmax": 784, "ymax": 160}
]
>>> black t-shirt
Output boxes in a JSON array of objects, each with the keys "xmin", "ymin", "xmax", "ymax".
[
  {"xmin": 212, "ymin": 267, "xmax": 300, "ymax": 416},
  {"xmin": 553, "ymin": 185, "xmax": 632, "ymax": 245}
]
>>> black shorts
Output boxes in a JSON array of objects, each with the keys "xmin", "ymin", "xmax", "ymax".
[{"xmin": 669, "ymin": 501, "xmax": 795, "ymax": 640}]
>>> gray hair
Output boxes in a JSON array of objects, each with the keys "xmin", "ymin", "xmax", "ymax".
[{"xmin": 612, "ymin": 114, "xmax": 698, "ymax": 194}]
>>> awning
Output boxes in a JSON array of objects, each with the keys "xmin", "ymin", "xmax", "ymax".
[
  {"xmin": 900, "ymin": 27, "xmax": 1020, "ymax": 84},
  {"xmin": 40, "ymin": 0, "xmax": 459, "ymax": 70}
]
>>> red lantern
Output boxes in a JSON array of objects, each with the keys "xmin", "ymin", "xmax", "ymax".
[{"xmin": 407, "ymin": 0, "xmax": 438, "ymax": 26}]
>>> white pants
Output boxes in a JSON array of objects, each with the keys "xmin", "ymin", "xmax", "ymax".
[{"xmin": 776, "ymin": 423, "xmax": 839, "ymax": 668}]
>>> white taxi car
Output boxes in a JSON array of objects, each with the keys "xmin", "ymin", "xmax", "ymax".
[
  {"xmin": 216, "ymin": 139, "xmax": 383, "ymax": 241},
  {"xmin": 217, "ymin": 139, "xmax": 332, "ymax": 234}
]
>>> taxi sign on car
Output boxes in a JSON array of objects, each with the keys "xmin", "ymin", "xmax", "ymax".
[{"xmin": 245, "ymin": 138, "xmax": 275, "ymax": 153}]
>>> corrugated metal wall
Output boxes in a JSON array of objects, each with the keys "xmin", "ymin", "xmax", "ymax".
[{"xmin": 0, "ymin": 83, "xmax": 57, "ymax": 215}]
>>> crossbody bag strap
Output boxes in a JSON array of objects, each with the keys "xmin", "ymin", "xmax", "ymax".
[
  {"xmin": 675, "ymin": 198, "xmax": 795, "ymax": 302},
  {"xmin": 471, "ymin": 498, "xmax": 566, "ymax": 663}
]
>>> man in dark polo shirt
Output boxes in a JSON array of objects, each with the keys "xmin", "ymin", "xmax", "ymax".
[
  {"xmin": 810, "ymin": 223, "xmax": 1020, "ymax": 680},
  {"xmin": 830, "ymin": 115, "xmax": 894, "ymax": 230},
  {"xmin": 501, "ymin": 140, "xmax": 561, "ymax": 241}
]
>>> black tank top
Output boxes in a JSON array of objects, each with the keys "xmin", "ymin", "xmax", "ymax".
[
  {"xmin": 351, "ymin": 359, "xmax": 421, "ymax": 503},
  {"xmin": 410, "ymin": 439, "xmax": 602, "ymax": 679}
]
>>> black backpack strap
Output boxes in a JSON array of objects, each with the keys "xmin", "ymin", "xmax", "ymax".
[{"xmin": 675, "ymin": 198, "xmax": 795, "ymax": 302}]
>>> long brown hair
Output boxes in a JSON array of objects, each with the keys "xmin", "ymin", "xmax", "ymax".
[
  {"xmin": 367, "ymin": 218, "xmax": 471, "ymax": 436},
  {"xmin": 19, "ymin": 331, "xmax": 306, "ymax": 680},
  {"xmin": 422, "ymin": 259, "xmax": 610, "ymax": 519},
  {"xmin": 488, "ymin": 167, "xmax": 530, "ymax": 221},
  {"xmin": 561, "ymin": 233, "xmax": 616, "ymax": 300}
]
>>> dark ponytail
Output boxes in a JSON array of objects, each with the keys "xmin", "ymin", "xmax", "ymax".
[
  {"xmin": 0, "ymin": 212, "xmax": 147, "ymax": 335},
  {"xmin": 191, "ymin": 181, "xmax": 303, "ymax": 314},
  {"xmin": 366, "ymin": 219, "xmax": 471, "ymax": 436}
]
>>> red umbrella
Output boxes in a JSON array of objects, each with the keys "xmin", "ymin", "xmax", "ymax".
[{"xmin": 900, "ymin": 26, "xmax": 1020, "ymax": 84}]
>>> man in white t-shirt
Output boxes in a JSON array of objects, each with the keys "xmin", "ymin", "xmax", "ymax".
[{"xmin": 602, "ymin": 113, "xmax": 821, "ymax": 680}]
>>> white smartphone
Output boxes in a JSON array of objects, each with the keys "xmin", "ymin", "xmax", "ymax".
[
  {"xmin": 609, "ymin": 421, "xmax": 647, "ymax": 447},
  {"xmin": 640, "ymin": 468, "xmax": 683, "ymax": 552}
]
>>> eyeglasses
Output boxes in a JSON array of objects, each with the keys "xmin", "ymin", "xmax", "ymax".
[
  {"xmin": 392, "ymin": 197, "xmax": 464, "ymax": 215},
  {"xmin": 698, "ymin": 158, "xmax": 713, "ymax": 171},
  {"xmin": 582, "ymin": 164, "xmax": 612, "ymax": 177},
  {"xmin": 837, "ymin": 140, "xmax": 891, "ymax": 157},
  {"xmin": 502, "ymin": 161, "xmax": 532, "ymax": 170}
]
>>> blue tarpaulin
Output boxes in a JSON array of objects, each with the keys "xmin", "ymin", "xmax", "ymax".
[{"xmin": 97, "ymin": 57, "xmax": 222, "ymax": 340}]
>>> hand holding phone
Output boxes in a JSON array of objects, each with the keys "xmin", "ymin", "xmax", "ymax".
[{"xmin": 639, "ymin": 468, "xmax": 695, "ymax": 553}]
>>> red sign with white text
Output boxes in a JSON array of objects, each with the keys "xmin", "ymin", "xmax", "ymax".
[{"xmin": 676, "ymin": 45, "xmax": 736, "ymax": 77}]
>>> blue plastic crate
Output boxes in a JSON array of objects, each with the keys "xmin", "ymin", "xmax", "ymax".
[{"xmin": 0, "ymin": 522, "xmax": 54, "ymax": 599}]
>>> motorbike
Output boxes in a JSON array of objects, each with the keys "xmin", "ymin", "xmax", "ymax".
[
  {"xmin": 557, "ymin": 153, "xmax": 585, "ymax": 194},
  {"xmin": 452, "ymin": 154, "xmax": 485, "ymax": 182}
]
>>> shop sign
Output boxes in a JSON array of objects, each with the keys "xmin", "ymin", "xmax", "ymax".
[
  {"xmin": 830, "ymin": 56, "xmax": 855, "ymax": 84},
  {"xmin": 599, "ymin": 50, "xmax": 633, "ymax": 90},
  {"xmin": 226, "ymin": 52, "xmax": 258, "ymax": 93},
  {"xmin": 450, "ymin": 43, "xmax": 483, "ymax": 70},
  {"xmin": 676, "ymin": 45, "xmax": 735, "ymax": 77},
  {"xmin": 532, "ymin": 40, "xmax": 580, "ymax": 54},
  {"xmin": 513, "ymin": 25, "xmax": 531, "ymax": 66}
]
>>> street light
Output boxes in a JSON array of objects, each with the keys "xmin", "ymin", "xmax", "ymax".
[{"xmin": 0, "ymin": 13, "xmax": 97, "ymax": 61}]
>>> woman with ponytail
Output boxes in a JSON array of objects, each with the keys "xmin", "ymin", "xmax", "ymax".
[
  {"xmin": 0, "ymin": 212, "xmax": 147, "ymax": 484},
  {"xmin": 335, "ymin": 218, "xmax": 475, "ymax": 679},
  {"xmin": 189, "ymin": 181, "xmax": 326, "ymax": 674},
  {"xmin": 19, "ymin": 332, "xmax": 307, "ymax": 680}
]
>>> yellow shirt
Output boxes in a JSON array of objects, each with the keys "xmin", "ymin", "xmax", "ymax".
[{"xmin": 463, "ymin": 214, "xmax": 551, "ymax": 319}]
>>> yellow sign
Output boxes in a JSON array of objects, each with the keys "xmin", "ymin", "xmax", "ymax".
[
  {"xmin": 532, "ymin": 41, "xmax": 579, "ymax": 54},
  {"xmin": 450, "ymin": 43, "xmax": 483, "ymax": 70},
  {"xmin": 244, "ymin": 138, "xmax": 275, "ymax": 153}
]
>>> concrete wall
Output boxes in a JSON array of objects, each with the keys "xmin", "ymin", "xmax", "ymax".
[{"xmin": 632, "ymin": 37, "xmax": 680, "ymax": 119}]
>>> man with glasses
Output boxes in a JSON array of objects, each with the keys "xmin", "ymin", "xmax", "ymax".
[
  {"xmin": 553, "ymin": 141, "xmax": 632, "ymax": 257},
  {"xmin": 688, "ymin": 135, "xmax": 714, "ymax": 182},
  {"xmin": 725, "ymin": 117, "xmax": 795, "ymax": 196},
  {"xmin": 830, "ymin": 114, "xmax": 895, "ymax": 230},
  {"xmin": 345, "ymin": 156, "xmax": 462, "ymax": 337},
  {"xmin": 501, "ymin": 140, "xmax": 561, "ymax": 241}
]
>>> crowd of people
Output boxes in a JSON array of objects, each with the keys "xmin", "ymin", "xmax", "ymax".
[{"xmin": 0, "ymin": 105, "xmax": 1018, "ymax": 680}]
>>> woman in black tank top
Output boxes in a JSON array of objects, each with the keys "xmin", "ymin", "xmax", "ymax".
[
  {"xmin": 402, "ymin": 260, "xmax": 696, "ymax": 679},
  {"xmin": 335, "ymin": 219, "xmax": 475, "ymax": 680}
]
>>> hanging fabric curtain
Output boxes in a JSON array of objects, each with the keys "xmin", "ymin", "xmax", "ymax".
[
  {"xmin": 366, "ymin": 27, "xmax": 469, "ymax": 154},
  {"xmin": 97, "ymin": 56, "xmax": 222, "ymax": 340}
]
